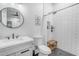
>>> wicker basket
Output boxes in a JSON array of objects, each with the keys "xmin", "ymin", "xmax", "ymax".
[{"xmin": 47, "ymin": 40, "xmax": 57, "ymax": 51}]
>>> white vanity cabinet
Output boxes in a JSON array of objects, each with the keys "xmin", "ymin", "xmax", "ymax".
[
  {"xmin": 0, "ymin": 39, "xmax": 34, "ymax": 56},
  {"xmin": 7, "ymin": 42, "xmax": 34, "ymax": 56}
]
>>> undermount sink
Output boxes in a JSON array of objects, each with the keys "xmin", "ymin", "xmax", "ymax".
[{"xmin": 0, "ymin": 36, "xmax": 34, "ymax": 49}]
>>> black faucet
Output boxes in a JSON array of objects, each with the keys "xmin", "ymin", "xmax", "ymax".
[{"xmin": 12, "ymin": 33, "xmax": 15, "ymax": 39}]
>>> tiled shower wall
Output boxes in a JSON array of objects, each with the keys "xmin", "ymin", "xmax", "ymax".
[{"xmin": 50, "ymin": 3, "xmax": 79, "ymax": 55}]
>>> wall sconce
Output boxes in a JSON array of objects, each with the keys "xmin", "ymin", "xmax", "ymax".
[
  {"xmin": 47, "ymin": 21, "xmax": 51, "ymax": 30},
  {"xmin": 51, "ymin": 25, "xmax": 54, "ymax": 32}
]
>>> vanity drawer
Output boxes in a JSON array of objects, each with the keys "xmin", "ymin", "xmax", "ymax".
[
  {"xmin": 8, "ymin": 47, "xmax": 33, "ymax": 56},
  {"xmin": 17, "ymin": 49, "xmax": 31, "ymax": 56}
]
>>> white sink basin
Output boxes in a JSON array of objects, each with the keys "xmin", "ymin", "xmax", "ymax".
[{"xmin": 0, "ymin": 36, "xmax": 34, "ymax": 49}]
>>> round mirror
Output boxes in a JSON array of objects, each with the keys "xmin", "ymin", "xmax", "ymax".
[{"xmin": 0, "ymin": 7, "xmax": 24, "ymax": 28}]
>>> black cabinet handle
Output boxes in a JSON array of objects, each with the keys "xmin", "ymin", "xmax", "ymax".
[{"xmin": 21, "ymin": 50, "xmax": 29, "ymax": 54}]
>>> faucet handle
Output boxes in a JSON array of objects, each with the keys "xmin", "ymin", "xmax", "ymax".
[
  {"xmin": 5, "ymin": 36, "xmax": 10, "ymax": 40},
  {"xmin": 16, "ymin": 35, "xmax": 20, "ymax": 38}
]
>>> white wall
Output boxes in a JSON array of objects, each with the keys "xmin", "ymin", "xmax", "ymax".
[
  {"xmin": 0, "ymin": 3, "xmax": 43, "ymax": 39},
  {"xmin": 48, "ymin": 3, "xmax": 79, "ymax": 55}
]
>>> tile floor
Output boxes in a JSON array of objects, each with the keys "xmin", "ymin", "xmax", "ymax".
[{"xmin": 49, "ymin": 48, "xmax": 75, "ymax": 56}]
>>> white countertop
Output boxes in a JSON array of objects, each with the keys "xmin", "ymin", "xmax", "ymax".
[{"xmin": 0, "ymin": 36, "xmax": 34, "ymax": 49}]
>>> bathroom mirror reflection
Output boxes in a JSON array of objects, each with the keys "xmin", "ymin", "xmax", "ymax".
[{"xmin": 0, "ymin": 7, "xmax": 24, "ymax": 28}]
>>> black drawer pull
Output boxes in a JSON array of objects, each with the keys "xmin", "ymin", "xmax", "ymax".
[{"xmin": 21, "ymin": 50, "xmax": 29, "ymax": 54}]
